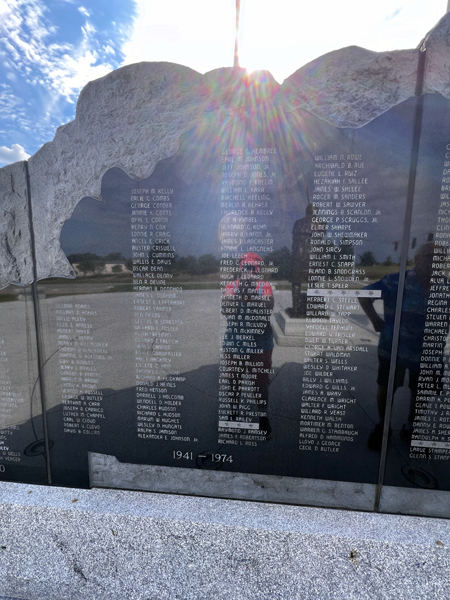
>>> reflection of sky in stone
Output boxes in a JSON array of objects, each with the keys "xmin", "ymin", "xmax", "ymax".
[
  {"xmin": 61, "ymin": 170, "xmax": 134, "ymax": 258},
  {"xmin": 349, "ymin": 99, "xmax": 415, "ymax": 263},
  {"xmin": 409, "ymin": 94, "xmax": 450, "ymax": 261},
  {"xmin": 60, "ymin": 95, "xmax": 449, "ymax": 263}
]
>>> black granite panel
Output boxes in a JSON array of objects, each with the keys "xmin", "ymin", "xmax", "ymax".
[
  {"xmin": 0, "ymin": 285, "xmax": 48, "ymax": 484},
  {"xmin": 30, "ymin": 97, "xmax": 423, "ymax": 505},
  {"xmin": 382, "ymin": 93, "xmax": 450, "ymax": 496}
]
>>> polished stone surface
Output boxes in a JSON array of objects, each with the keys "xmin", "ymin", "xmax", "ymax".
[
  {"xmin": 2, "ymin": 13, "xmax": 450, "ymax": 518},
  {"xmin": 380, "ymin": 485, "xmax": 450, "ymax": 518},
  {"xmin": 89, "ymin": 452, "xmax": 376, "ymax": 511}
]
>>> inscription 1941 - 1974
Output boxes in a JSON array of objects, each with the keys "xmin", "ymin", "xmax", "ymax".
[{"xmin": 4, "ymin": 14, "xmax": 450, "ymax": 516}]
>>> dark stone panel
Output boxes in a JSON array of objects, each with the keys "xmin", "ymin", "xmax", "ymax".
[
  {"xmin": 34, "ymin": 97, "xmax": 421, "ymax": 503},
  {"xmin": 0, "ymin": 286, "xmax": 48, "ymax": 485}
]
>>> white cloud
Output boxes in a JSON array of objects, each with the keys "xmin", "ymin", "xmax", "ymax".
[
  {"xmin": 0, "ymin": 143, "xmax": 29, "ymax": 165},
  {"xmin": 0, "ymin": 89, "xmax": 25, "ymax": 116},
  {"xmin": 78, "ymin": 6, "xmax": 90, "ymax": 17},
  {"xmin": 385, "ymin": 7, "xmax": 402, "ymax": 22},
  {"xmin": 0, "ymin": 0, "xmax": 114, "ymax": 104},
  {"xmin": 83, "ymin": 21, "xmax": 96, "ymax": 34},
  {"xmin": 0, "ymin": 0, "xmax": 8, "ymax": 14}
]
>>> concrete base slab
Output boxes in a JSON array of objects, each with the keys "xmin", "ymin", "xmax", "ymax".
[{"xmin": 0, "ymin": 482, "xmax": 450, "ymax": 599}]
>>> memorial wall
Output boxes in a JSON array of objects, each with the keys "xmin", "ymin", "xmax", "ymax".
[{"xmin": 2, "ymin": 15, "xmax": 450, "ymax": 516}]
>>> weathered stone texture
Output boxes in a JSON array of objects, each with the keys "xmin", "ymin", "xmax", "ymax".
[
  {"xmin": 28, "ymin": 62, "xmax": 206, "ymax": 281},
  {"xmin": 281, "ymin": 46, "xmax": 418, "ymax": 128},
  {"xmin": 281, "ymin": 12, "xmax": 450, "ymax": 128},
  {"xmin": 422, "ymin": 12, "xmax": 450, "ymax": 97},
  {"xmin": 2, "ymin": 13, "xmax": 450, "ymax": 285},
  {"xmin": 0, "ymin": 161, "xmax": 33, "ymax": 289}
]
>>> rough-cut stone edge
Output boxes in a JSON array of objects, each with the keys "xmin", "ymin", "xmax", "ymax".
[
  {"xmin": 27, "ymin": 62, "xmax": 208, "ymax": 281},
  {"xmin": 2, "ymin": 14, "xmax": 450, "ymax": 286},
  {"xmin": 281, "ymin": 12, "xmax": 450, "ymax": 128},
  {"xmin": 26, "ymin": 64, "xmax": 281, "ymax": 281},
  {"xmin": 0, "ymin": 161, "xmax": 33, "ymax": 289},
  {"xmin": 422, "ymin": 12, "xmax": 450, "ymax": 97},
  {"xmin": 280, "ymin": 46, "xmax": 418, "ymax": 128}
]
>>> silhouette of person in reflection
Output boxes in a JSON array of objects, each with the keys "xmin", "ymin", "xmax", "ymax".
[
  {"xmin": 359, "ymin": 242, "xmax": 447, "ymax": 450},
  {"xmin": 291, "ymin": 202, "xmax": 327, "ymax": 317},
  {"xmin": 221, "ymin": 252, "xmax": 274, "ymax": 437}
]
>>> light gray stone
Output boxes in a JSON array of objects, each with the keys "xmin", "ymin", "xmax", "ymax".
[
  {"xmin": 281, "ymin": 12, "xmax": 450, "ymax": 128},
  {"xmin": 281, "ymin": 46, "xmax": 418, "ymax": 128},
  {"xmin": 27, "ymin": 62, "xmax": 206, "ymax": 282},
  {"xmin": 422, "ymin": 12, "xmax": 450, "ymax": 97},
  {"xmin": 0, "ymin": 161, "xmax": 33, "ymax": 289},
  {"xmin": 277, "ymin": 310, "xmax": 306, "ymax": 336},
  {"xmin": 2, "ymin": 16, "xmax": 450, "ymax": 286},
  {"xmin": 26, "ymin": 64, "xmax": 280, "ymax": 283},
  {"xmin": 0, "ymin": 482, "xmax": 450, "ymax": 599},
  {"xmin": 89, "ymin": 452, "xmax": 376, "ymax": 511},
  {"xmin": 380, "ymin": 485, "xmax": 450, "ymax": 518},
  {"xmin": 0, "ymin": 66, "xmax": 276, "ymax": 286}
]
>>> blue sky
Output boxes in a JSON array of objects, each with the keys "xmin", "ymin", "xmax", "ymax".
[{"xmin": 0, "ymin": 0, "xmax": 448, "ymax": 166}]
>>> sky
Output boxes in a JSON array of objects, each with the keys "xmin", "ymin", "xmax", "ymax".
[{"xmin": 0, "ymin": 0, "xmax": 448, "ymax": 166}]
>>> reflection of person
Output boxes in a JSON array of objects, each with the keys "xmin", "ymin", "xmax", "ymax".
[
  {"xmin": 291, "ymin": 203, "xmax": 326, "ymax": 317},
  {"xmin": 221, "ymin": 252, "xmax": 274, "ymax": 436},
  {"xmin": 359, "ymin": 242, "xmax": 443, "ymax": 449}
]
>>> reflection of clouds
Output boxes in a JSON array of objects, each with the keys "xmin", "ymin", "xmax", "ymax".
[
  {"xmin": 276, "ymin": 98, "xmax": 422, "ymax": 261},
  {"xmin": 61, "ymin": 94, "xmax": 450, "ymax": 264},
  {"xmin": 61, "ymin": 193, "xmax": 133, "ymax": 258},
  {"xmin": 406, "ymin": 95, "xmax": 450, "ymax": 252}
]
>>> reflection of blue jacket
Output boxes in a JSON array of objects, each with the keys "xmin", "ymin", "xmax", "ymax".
[
  {"xmin": 365, "ymin": 270, "xmax": 449, "ymax": 370},
  {"xmin": 223, "ymin": 280, "xmax": 274, "ymax": 355}
]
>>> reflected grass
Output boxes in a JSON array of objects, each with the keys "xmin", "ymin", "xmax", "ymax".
[{"xmin": 38, "ymin": 274, "xmax": 223, "ymax": 298}]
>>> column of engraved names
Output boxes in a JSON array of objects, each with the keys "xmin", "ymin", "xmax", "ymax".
[
  {"xmin": 0, "ymin": 338, "xmax": 22, "ymax": 467},
  {"xmin": 56, "ymin": 302, "xmax": 107, "ymax": 436},
  {"xmin": 411, "ymin": 151, "xmax": 450, "ymax": 459},
  {"xmin": 131, "ymin": 188, "xmax": 186, "ymax": 442},
  {"xmin": 218, "ymin": 147, "xmax": 277, "ymax": 445},
  {"xmin": 300, "ymin": 153, "xmax": 374, "ymax": 452}
]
